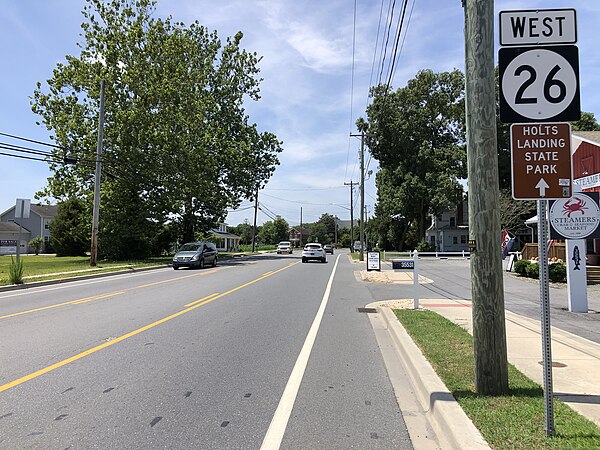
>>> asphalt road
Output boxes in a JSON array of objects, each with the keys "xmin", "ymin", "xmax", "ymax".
[{"xmin": 0, "ymin": 253, "xmax": 412, "ymax": 449}]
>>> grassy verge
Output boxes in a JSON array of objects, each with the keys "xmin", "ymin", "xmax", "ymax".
[
  {"xmin": 0, "ymin": 255, "xmax": 172, "ymax": 286},
  {"xmin": 395, "ymin": 309, "xmax": 600, "ymax": 449}
]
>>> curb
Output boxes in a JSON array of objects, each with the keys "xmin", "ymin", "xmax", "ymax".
[
  {"xmin": 0, "ymin": 264, "xmax": 171, "ymax": 293},
  {"xmin": 375, "ymin": 304, "xmax": 490, "ymax": 449}
]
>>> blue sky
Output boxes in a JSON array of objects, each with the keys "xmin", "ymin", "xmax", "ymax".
[{"xmin": 1, "ymin": 0, "xmax": 599, "ymax": 226}]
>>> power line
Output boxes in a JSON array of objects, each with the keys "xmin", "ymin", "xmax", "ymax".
[
  {"xmin": 385, "ymin": 0, "xmax": 411, "ymax": 90},
  {"xmin": 377, "ymin": 0, "xmax": 396, "ymax": 86},
  {"xmin": 390, "ymin": 0, "xmax": 416, "ymax": 84},
  {"xmin": 0, "ymin": 131, "xmax": 70, "ymax": 151}
]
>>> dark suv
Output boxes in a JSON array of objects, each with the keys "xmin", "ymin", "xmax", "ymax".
[{"xmin": 172, "ymin": 242, "xmax": 218, "ymax": 270}]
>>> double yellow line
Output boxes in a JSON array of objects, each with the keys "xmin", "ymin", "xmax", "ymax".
[
  {"xmin": 0, "ymin": 261, "xmax": 299, "ymax": 393},
  {"xmin": 0, "ymin": 268, "xmax": 221, "ymax": 321}
]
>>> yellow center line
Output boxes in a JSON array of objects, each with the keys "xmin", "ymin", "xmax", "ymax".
[
  {"xmin": 185, "ymin": 293, "xmax": 219, "ymax": 307},
  {"xmin": 0, "ymin": 291, "xmax": 124, "ymax": 320},
  {"xmin": 0, "ymin": 260, "xmax": 300, "ymax": 393},
  {"xmin": 71, "ymin": 291, "xmax": 125, "ymax": 305},
  {"xmin": 0, "ymin": 268, "xmax": 225, "ymax": 321},
  {"xmin": 263, "ymin": 271, "xmax": 273, "ymax": 276}
]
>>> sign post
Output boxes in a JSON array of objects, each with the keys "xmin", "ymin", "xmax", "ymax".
[
  {"xmin": 499, "ymin": 7, "xmax": 580, "ymax": 437},
  {"xmin": 14, "ymin": 198, "xmax": 30, "ymax": 264}
]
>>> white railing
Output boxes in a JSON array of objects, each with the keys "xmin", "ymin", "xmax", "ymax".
[{"xmin": 382, "ymin": 250, "xmax": 471, "ymax": 260}]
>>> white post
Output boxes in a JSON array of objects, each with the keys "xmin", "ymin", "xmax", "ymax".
[
  {"xmin": 413, "ymin": 250, "xmax": 419, "ymax": 310},
  {"xmin": 566, "ymin": 183, "xmax": 588, "ymax": 313}
]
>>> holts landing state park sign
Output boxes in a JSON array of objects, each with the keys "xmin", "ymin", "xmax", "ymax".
[{"xmin": 511, "ymin": 122, "xmax": 572, "ymax": 199}]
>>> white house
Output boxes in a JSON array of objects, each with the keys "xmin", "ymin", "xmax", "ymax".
[
  {"xmin": 210, "ymin": 223, "xmax": 241, "ymax": 252},
  {"xmin": 425, "ymin": 200, "xmax": 469, "ymax": 252}
]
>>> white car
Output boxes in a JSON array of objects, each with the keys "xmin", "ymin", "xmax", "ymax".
[
  {"xmin": 302, "ymin": 243, "xmax": 327, "ymax": 263},
  {"xmin": 276, "ymin": 241, "xmax": 293, "ymax": 254}
]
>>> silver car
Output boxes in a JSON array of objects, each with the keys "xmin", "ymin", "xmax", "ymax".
[
  {"xmin": 173, "ymin": 241, "xmax": 218, "ymax": 270},
  {"xmin": 302, "ymin": 243, "xmax": 327, "ymax": 263}
]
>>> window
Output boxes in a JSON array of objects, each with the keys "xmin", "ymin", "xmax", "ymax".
[
  {"xmin": 461, "ymin": 235, "xmax": 467, "ymax": 244},
  {"xmin": 450, "ymin": 217, "xmax": 456, "ymax": 227},
  {"xmin": 430, "ymin": 236, "xmax": 435, "ymax": 243},
  {"xmin": 44, "ymin": 236, "xmax": 50, "ymax": 242},
  {"xmin": 44, "ymin": 222, "xmax": 49, "ymax": 229},
  {"xmin": 453, "ymin": 236, "xmax": 458, "ymax": 245}
]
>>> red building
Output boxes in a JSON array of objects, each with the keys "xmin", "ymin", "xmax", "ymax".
[{"xmin": 572, "ymin": 131, "xmax": 600, "ymax": 261}]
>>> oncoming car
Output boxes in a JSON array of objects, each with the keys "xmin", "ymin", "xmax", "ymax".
[
  {"xmin": 276, "ymin": 241, "xmax": 293, "ymax": 254},
  {"xmin": 323, "ymin": 244, "xmax": 334, "ymax": 254},
  {"xmin": 302, "ymin": 243, "xmax": 327, "ymax": 263},
  {"xmin": 172, "ymin": 241, "xmax": 218, "ymax": 270}
]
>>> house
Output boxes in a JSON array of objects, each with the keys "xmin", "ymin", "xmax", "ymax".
[
  {"xmin": 0, "ymin": 203, "xmax": 57, "ymax": 253},
  {"xmin": 210, "ymin": 223, "xmax": 241, "ymax": 252},
  {"xmin": 425, "ymin": 200, "xmax": 469, "ymax": 252},
  {"xmin": 0, "ymin": 222, "xmax": 30, "ymax": 255},
  {"xmin": 289, "ymin": 226, "xmax": 309, "ymax": 247}
]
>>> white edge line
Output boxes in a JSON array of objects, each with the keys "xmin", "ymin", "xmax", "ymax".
[{"xmin": 260, "ymin": 254, "xmax": 341, "ymax": 450}]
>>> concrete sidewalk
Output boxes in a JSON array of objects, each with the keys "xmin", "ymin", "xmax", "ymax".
[{"xmin": 417, "ymin": 297, "xmax": 600, "ymax": 427}]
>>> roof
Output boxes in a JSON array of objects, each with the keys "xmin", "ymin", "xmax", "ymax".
[
  {"xmin": 30, "ymin": 204, "xmax": 58, "ymax": 217},
  {"xmin": 0, "ymin": 203, "xmax": 58, "ymax": 218},
  {"xmin": 525, "ymin": 215, "xmax": 538, "ymax": 225},
  {"xmin": 0, "ymin": 222, "xmax": 28, "ymax": 233},
  {"xmin": 210, "ymin": 229, "xmax": 241, "ymax": 240},
  {"xmin": 573, "ymin": 131, "xmax": 600, "ymax": 145}
]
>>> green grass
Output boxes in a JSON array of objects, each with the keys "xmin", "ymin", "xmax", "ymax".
[
  {"xmin": 0, "ymin": 255, "xmax": 172, "ymax": 286},
  {"xmin": 395, "ymin": 309, "xmax": 600, "ymax": 449}
]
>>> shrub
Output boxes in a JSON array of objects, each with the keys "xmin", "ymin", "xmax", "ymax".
[
  {"xmin": 28, "ymin": 236, "xmax": 44, "ymax": 255},
  {"xmin": 415, "ymin": 240, "xmax": 435, "ymax": 252},
  {"xmin": 8, "ymin": 256, "xmax": 24, "ymax": 284},
  {"xmin": 513, "ymin": 259, "xmax": 531, "ymax": 276},
  {"xmin": 549, "ymin": 262, "xmax": 567, "ymax": 283},
  {"xmin": 525, "ymin": 262, "xmax": 539, "ymax": 279}
]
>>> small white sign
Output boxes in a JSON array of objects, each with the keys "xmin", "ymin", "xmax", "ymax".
[
  {"xmin": 367, "ymin": 252, "xmax": 380, "ymax": 271},
  {"xmin": 500, "ymin": 9, "xmax": 577, "ymax": 46}
]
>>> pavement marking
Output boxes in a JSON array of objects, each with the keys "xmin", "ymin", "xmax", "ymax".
[
  {"xmin": 0, "ymin": 261, "xmax": 300, "ymax": 393},
  {"xmin": 0, "ymin": 268, "xmax": 225, "ymax": 320},
  {"xmin": 185, "ymin": 293, "xmax": 219, "ymax": 307},
  {"xmin": 260, "ymin": 254, "xmax": 340, "ymax": 450},
  {"xmin": 0, "ymin": 291, "xmax": 124, "ymax": 320}
]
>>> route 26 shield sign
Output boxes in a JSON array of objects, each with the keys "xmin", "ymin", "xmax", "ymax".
[{"xmin": 549, "ymin": 192, "xmax": 600, "ymax": 240}]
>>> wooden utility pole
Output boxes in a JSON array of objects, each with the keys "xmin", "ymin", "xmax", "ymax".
[
  {"xmin": 344, "ymin": 181, "xmax": 356, "ymax": 249},
  {"xmin": 251, "ymin": 186, "xmax": 259, "ymax": 252},
  {"xmin": 463, "ymin": 0, "xmax": 508, "ymax": 394},
  {"xmin": 90, "ymin": 79, "xmax": 105, "ymax": 267}
]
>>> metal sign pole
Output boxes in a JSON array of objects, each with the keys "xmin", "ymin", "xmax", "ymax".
[{"xmin": 538, "ymin": 199, "xmax": 555, "ymax": 436}]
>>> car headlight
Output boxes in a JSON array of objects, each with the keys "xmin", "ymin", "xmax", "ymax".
[
  {"xmin": 172, "ymin": 257, "xmax": 177, "ymax": 262},
  {"xmin": 191, "ymin": 254, "xmax": 199, "ymax": 261}
]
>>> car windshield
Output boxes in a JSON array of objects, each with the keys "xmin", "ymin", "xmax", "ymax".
[{"xmin": 179, "ymin": 243, "xmax": 201, "ymax": 252}]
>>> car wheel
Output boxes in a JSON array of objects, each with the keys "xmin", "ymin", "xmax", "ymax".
[
  {"xmin": 199, "ymin": 259, "xmax": 205, "ymax": 269},
  {"xmin": 173, "ymin": 265, "xmax": 179, "ymax": 270},
  {"xmin": 302, "ymin": 257, "xmax": 306, "ymax": 263},
  {"xmin": 322, "ymin": 257, "xmax": 326, "ymax": 263},
  {"xmin": 212, "ymin": 256, "xmax": 217, "ymax": 267}
]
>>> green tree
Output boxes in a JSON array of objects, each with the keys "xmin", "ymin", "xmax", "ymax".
[
  {"xmin": 362, "ymin": 69, "xmax": 466, "ymax": 242},
  {"xmin": 32, "ymin": 0, "xmax": 282, "ymax": 260},
  {"xmin": 572, "ymin": 111, "xmax": 600, "ymax": 131},
  {"xmin": 49, "ymin": 197, "xmax": 91, "ymax": 257},
  {"xmin": 271, "ymin": 216, "xmax": 290, "ymax": 243},
  {"xmin": 28, "ymin": 236, "xmax": 44, "ymax": 255},
  {"xmin": 230, "ymin": 220, "xmax": 253, "ymax": 245}
]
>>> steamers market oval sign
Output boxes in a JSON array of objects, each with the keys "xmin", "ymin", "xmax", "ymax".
[{"xmin": 549, "ymin": 192, "xmax": 600, "ymax": 240}]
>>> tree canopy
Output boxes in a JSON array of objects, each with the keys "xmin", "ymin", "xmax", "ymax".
[
  {"xmin": 361, "ymin": 69, "xmax": 466, "ymax": 246},
  {"xmin": 32, "ymin": 0, "xmax": 282, "ymax": 259}
]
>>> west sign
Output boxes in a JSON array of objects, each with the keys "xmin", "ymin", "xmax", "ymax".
[{"xmin": 510, "ymin": 123, "xmax": 572, "ymax": 200}]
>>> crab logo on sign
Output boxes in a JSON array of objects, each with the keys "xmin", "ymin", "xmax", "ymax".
[{"xmin": 549, "ymin": 192, "xmax": 600, "ymax": 239}]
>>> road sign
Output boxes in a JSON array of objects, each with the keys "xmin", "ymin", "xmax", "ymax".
[
  {"xmin": 510, "ymin": 123, "xmax": 572, "ymax": 200},
  {"xmin": 549, "ymin": 192, "xmax": 600, "ymax": 240},
  {"xmin": 499, "ymin": 45, "xmax": 580, "ymax": 123},
  {"xmin": 499, "ymin": 9, "xmax": 577, "ymax": 46}
]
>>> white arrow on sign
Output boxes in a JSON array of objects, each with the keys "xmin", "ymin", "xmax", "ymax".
[{"xmin": 536, "ymin": 178, "xmax": 550, "ymax": 196}]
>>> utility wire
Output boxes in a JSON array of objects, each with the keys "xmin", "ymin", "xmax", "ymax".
[
  {"xmin": 390, "ymin": 0, "xmax": 416, "ymax": 84},
  {"xmin": 0, "ymin": 131, "xmax": 71, "ymax": 151},
  {"xmin": 385, "ymin": 0, "xmax": 410, "ymax": 90},
  {"xmin": 377, "ymin": 0, "xmax": 396, "ymax": 85}
]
